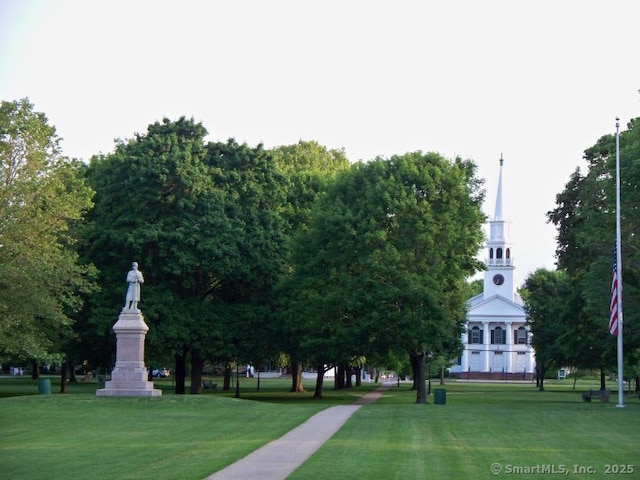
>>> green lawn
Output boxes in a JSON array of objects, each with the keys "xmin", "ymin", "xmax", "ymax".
[
  {"xmin": 0, "ymin": 377, "xmax": 637, "ymax": 480},
  {"xmin": 290, "ymin": 382, "xmax": 640, "ymax": 480}
]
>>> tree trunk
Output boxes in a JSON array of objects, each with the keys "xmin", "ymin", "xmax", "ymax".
[
  {"xmin": 313, "ymin": 364, "xmax": 325, "ymax": 398},
  {"xmin": 295, "ymin": 363, "xmax": 305, "ymax": 392},
  {"xmin": 290, "ymin": 362, "xmax": 305, "ymax": 393},
  {"xmin": 174, "ymin": 351, "xmax": 186, "ymax": 394},
  {"xmin": 235, "ymin": 364, "xmax": 241, "ymax": 398},
  {"xmin": 635, "ymin": 375, "xmax": 639, "ymax": 394},
  {"xmin": 538, "ymin": 366, "xmax": 546, "ymax": 391},
  {"xmin": 345, "ymin": 366, "xmax": 353, "ymax": 388},
  {"xmin": 599, "ymin": 367, "xmax": 606, "ymax": 391},
  {"xmin": 31, "ymin": 360, "xmax": 39, "ymax": 380},
  {"xmin": 410, "ymin": 353, "xmax": 420, "ymax": 390},
  {"xmin": 68, "ymin": 361, "xmax": 77, "ymax": 383},
  {"xmin": 414, "ymin": 351, "xmax": 427, "ymax": 404},
  {"xmin": 190, "ymin": 351, "xmax": 204, "ymax": 394},
  {"xmin": 290, "ymin": 361, "xmax": 297, "ymax": 392},
  {"xmin": 355, "ymin": 367, "xmax": 362, "ymax": 387},
  {"xmin": 221, "ymin": 363, "xmax": 230, "ymax": 391},
  {"xmin": 60, "ymin": 361, "xmax": 68, "ymax": 394},
  {"xmin": 336, "ymin": 364, "xmax": 345, "ymax": 390}
]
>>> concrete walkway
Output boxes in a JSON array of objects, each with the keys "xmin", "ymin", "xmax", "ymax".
[{"xmin": 205, "ymin": 384, "xmax": 391, "ymax": 480}]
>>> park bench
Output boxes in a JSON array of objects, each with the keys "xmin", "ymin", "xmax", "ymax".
[
  {"xmin": 202, "ymin": 380, "xmax": 217, "ymax": 390},
  {"xmin": 581, "ymin": 389, "xmax": 609, "ymax": 402}
]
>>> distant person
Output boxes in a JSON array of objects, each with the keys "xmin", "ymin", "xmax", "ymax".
[{"xmin": 125, "ymin": 262, "xmax": 144, "ymax": 311}]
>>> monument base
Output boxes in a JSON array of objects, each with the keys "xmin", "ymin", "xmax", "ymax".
[
  {"xmin": 96, "ymin": 383, "xmax": 162, "ymax": 397},
  {"xmin": 96, "ymin": 310, "xmax": 162, "ymax": 397},
  {"xmin": 96, "ymin": 368, "xmax": 162, "ymax": 397}
]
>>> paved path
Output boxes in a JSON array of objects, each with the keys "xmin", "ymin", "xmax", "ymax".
[{"xmin": 205, "ymin": 384, "xmax": 391, "ymax": 480}]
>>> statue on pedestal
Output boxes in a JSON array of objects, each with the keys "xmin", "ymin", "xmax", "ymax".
[
  {"xmin": 124, "ymin": 262, "xmax": 144, "ymax": 311},
  {"xmin": 97, "ymin": 261, "xmax": 161, "ymax": 397}
]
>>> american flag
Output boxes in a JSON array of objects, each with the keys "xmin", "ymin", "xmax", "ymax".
[{"xmin": 609, "ymin": 248, "xmax": 619, "ymax": 336}]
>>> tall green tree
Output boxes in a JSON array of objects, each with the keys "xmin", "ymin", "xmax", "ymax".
[
  {"xmin": 199, "ymin": 138, "xmax": 289, "ymax": 394},
  {"xmin": 81, "ymin": 122, "xmax": 290, "ymax": 394},
  {"xmin": 0, "ymin": 98, "xmax": 95, "ymax": 367},
  {"xmin": 81, "ymin": 117, "xmax": 232, "ymax": 391},
  {"xmin": 548, "ymin": 118, "xmax": 640, "ymax": 388},
  {"xmin": 521, "ymin": 269, "xmax": 577, "ymax": 391},
  {"xmin": 283, "ymin": 152, "xmax": 485, "ymax": 401},
  {"xmin": 271, "ymin": 140, "xmax": 350, "ymax": 392}
]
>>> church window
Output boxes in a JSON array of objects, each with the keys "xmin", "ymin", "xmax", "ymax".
[
  {"xmin": 491, "ymin": 326, "xmax": 506, "ymax": 344},
  {"xmin": 489, "ymin": 248, "xmax": 494, "ymax": 259},
  {"xmin": 506, "ymin": 248, "xmax": 511, "ymax": 259},
  {"xmin": 496, "ymin": 248, "xmax": 503, "ymax": 259},
  {"xmin": 515, "ymin": 327, "xmax": 527, "ymax": 344},
  {"xmin": 469, "ymin": 326, "xmax": 482, "ymax": 344}
]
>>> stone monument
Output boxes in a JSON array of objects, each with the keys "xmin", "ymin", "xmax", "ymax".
[{"xmin": 96, "ymin": 262, "xmax": 162, "ymax": 397}]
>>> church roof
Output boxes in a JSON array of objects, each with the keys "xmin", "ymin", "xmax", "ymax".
[{"xmin": 467, "ymin": 292, "xmax": 525, "ymax": 318}]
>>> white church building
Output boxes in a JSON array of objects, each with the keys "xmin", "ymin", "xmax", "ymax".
[{"xmin": 450, "ymin": 157, "xmax": 535, "ymax": 380}]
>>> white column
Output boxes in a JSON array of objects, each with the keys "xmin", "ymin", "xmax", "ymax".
[
  {"xmin": 482, "ymin": 321, "xmax": 490, "ymax": 372},
  {"xmin": 461, "ymin": 331, "xmax": 469, "ymax": 372},
  {"xmin": 505, "ymin": 321, "xmax": 512, "ymax": 373},
  {"xmin": 527, "ymin": 327, "xmax": 535, "ymax": 374}
]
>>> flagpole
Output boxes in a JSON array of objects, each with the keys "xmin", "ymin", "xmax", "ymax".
[{"xmin": 615, "ymin": 117, "xmax": 624, "ymax": 408}]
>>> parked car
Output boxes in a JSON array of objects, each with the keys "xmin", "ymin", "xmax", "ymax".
[{"xmin": 151, "ymin": 368, "xmax": 170, "ymax": 378}]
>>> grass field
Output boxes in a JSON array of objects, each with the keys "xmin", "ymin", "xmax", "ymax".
[
  {"xmin": 0, "ymin": 376, "xmax": 637, "ymax": 480},
  {"xmin": 290, "ymin": 382, "xmax": 639, "ymax": 480}
]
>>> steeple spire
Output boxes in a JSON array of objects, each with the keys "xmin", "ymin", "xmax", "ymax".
[{"xmin": 493, "ymin": 154, "xmax": 504, "ymax": 221}]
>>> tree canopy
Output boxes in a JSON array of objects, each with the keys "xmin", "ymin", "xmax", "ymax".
[
  {"xmin": 0, "ymin": 98, "xmax": 95, "ymax": 364},
  {"xmin": 547, "ymin": 117, "xmax": 640, "ymax": 383},
  {"xmin": 521, "ymin": 268, "xmax": 579, "ymax": 390},
  {"xmin": 80, "ymin": 118, "xmax": 291, "ymax": 392},
  {"xmin": 281, "ymin": 152, "xmax": 485, "ymax": 400}
]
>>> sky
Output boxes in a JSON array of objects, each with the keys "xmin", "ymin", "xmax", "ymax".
[{"xmin": 1, "ymin": 0, "xmax": 639, "ymax": 284}]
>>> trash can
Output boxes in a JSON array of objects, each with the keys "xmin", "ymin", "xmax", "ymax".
[
  {"xmin": 38, "ymin": 378, "xmax": 51, "ymax": 395},
  {"xmin": 434, "ymin": 388, "xmax": 446, "ymax": 405}
]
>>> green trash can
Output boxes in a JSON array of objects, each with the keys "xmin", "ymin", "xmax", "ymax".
[
  {"xmin": 434, "ymin": 388, "xmax": 446, "ymax": 405},
  {"xmin": 38, "ymin": 378, "xmax": 51, "ymax": 395}
]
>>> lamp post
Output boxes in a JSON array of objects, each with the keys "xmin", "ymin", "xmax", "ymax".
[
  {"xmin": 427, "ymin": 352, "xmax": 433, "ymax": 396},
  {"xmin": 235, "ymin": 363, "xmax": 240, "ymax": 398}
]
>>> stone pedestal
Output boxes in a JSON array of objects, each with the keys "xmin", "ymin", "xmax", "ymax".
[{"xmin": 96, "ymin": 310, "xmax": 162, "ymax": 397}]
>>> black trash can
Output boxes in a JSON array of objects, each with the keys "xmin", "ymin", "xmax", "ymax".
[
  {"xmin": 38, "ymin": 378, "xmax": 51, "ymax": 395},
  {"xmin": 434, "ymin": 388, "xmax": 446, "ymax": 405}
]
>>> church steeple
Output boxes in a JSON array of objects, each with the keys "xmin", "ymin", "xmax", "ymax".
[{"xmin": 484, "ymin": 155, "xmax": 516, "ymax": 302}]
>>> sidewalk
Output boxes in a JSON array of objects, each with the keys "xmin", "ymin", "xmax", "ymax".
[{"xmin": 205, "ymin": 383, "xmax": 391, "ymax": 480}]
